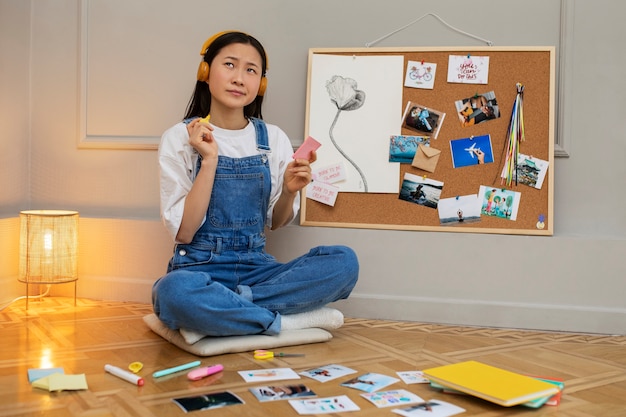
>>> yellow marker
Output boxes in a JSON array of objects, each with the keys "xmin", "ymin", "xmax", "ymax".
[{"xmin": 199, "ymin": 114, "xmax": 211, "ymax": 124}]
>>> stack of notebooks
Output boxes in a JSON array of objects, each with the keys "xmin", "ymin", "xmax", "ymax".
[{"xmin": 423, "ymin": 361, "xmax": 564, "ymax": 408}]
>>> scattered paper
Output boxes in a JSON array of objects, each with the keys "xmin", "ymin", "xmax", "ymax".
[
  {"xmin": 396, "ymin": 371, "xmax": 429, "ymax": 384},
  {"xmin": 249, "ymin": 384, "xmax": 316, "ymax": 402},
  {"xmin": 32, "ymin": 373, "xmax": 88, "ymax": 392},
  {"xmin": 392, "ymin": 399, "xmax": 466, "ymax": 416},
  {"xmin": 173, "ymin": 391, "xmax": 244, "ymax": 412},
  {"xmin": 340, "ymin": 372, "xmax": 400, "ymax": 393},
  {"xmin": 289, "ymin": 395, "xmax": 360, "ymax": 414},
  {"xmin": 299, "ymin": 364, "xmax": 357, "ymax": 382},
  {"xmin": 361, "ymin": 389, "xmax": 425, "ymax": 408},
  {"xmin": 238, "ymin": 368, "xmax": 300, "ymax": 383},
  {"xmin": 28, "ymin": 367, "xmax": 64, "ymax": 383}
]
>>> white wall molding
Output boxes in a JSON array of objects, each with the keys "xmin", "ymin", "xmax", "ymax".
[
  {"xmin": 555, "ymin": 0, "xmax": 574, "ymax": 158},
  {"xmin": 333, "ymin": 294, "xmax": 626, "ymax": 336}
]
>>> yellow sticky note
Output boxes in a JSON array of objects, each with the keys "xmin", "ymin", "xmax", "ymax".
[
  {"xmin": 32, "ymin": 374, "xmax": 55, "ymax": 390},
  {"xmin": 46, "ymin": 373, "xmax": 88, "ymax": 392}
]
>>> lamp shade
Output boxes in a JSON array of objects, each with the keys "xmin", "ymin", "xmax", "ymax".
[{"xmin": 19, "ymin": 210, "xmax": 79, "ymax": 284}]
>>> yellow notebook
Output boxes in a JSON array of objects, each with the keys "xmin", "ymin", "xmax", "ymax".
[{"xmin": 423, "ymin": 361, "xmax": 560, "ymax": 407}]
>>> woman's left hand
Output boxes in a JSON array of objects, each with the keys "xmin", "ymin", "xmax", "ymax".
[{"xmin": 283, "ymin": 151, "xmax": 317, "ymax": 194}]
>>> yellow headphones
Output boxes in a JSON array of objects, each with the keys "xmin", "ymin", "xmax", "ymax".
[{"xmin": 197, "ymin": 31, "xmax": 268, "ymax": 96}]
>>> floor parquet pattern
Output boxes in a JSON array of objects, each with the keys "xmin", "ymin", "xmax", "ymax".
[{"xmin": 1, "ymin": 298, "xmax": 625, "ymax": 416}]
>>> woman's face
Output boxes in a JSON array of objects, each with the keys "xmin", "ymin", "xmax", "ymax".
[{"xmin": 207, "ymin": 42, "xmax": 263, "ymax": 111}]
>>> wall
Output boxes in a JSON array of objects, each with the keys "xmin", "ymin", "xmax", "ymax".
[
  {"xmin": 1, "ymin": 0, "xmax": 624, "ymax": 334},
  {"xmin": 0, "ymin": 0, "xmax": 30, "ymax": 305}
]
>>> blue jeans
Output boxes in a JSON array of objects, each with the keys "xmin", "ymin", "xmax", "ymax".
[
  {"xmin": 152, "ymin": 244, "xmax": 358, "ymax": 336},
  {"xmin": 152, "ymin": 118, "xmax": 358, "ymax": 336}
]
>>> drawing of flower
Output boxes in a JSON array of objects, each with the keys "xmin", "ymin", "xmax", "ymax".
[{"xmin": 326, "ymin": 75, "xmax": 368, "ymax": 191}]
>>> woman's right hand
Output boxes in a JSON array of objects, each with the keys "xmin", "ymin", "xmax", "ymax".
[{"xmin": 187, "ymin": 118, "xmax": 218, "ymax": 160}]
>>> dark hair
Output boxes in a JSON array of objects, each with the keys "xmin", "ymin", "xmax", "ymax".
[{"xmin": 184, "ymin": 32, "xmax": 267, "ymax": 120}]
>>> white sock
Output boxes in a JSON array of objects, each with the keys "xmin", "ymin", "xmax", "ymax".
[{"xmin": 281, "ymin": 308, "xmax": 344, "ymax": 331}]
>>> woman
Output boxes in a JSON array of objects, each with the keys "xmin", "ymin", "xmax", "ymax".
[{"xmin": 152, "ymin": 31, "xmax": 358, "ymax": 338}]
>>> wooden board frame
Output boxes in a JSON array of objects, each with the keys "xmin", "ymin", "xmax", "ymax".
[{"xmin": 301, "ymin": 46, "xmax": 555, "ymax": 236}]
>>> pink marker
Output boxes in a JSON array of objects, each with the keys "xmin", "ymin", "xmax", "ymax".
[{"xmin": 187, "ymin": 364, "xmax": 224, "ymax": 381}]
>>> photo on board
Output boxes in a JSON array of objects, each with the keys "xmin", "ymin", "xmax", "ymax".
[
  {"xmin": 449, "ymin": 134, "xmax": 494, "ymax": 168},
  {"xmin": 455, "ymin": 91, "xmax": 500, "ymax": 127},
  {"xmin": 389, "ymin": 135, "xmax": 430, "ymax": 164},
  {"xmin": 399, "ymin": 173, "xmax": 443, "ymax": 209},
  {"xmin": 478, "ymin": 185, "xmax": 521, "ymax": 221},
  {"xmin": 438, "ymin": 194, "xmax": 482, "ymax": 225},
  {"xmin": 404, "ymin": 60, "xmax": 437, "ymax": 89},
  {"xmin": 500, "ymin": 153, "xmax": 550, "ymax": 189},
  {"xmin": 401, "ymin": 101, "xmax": 446, "ymax": 139}
]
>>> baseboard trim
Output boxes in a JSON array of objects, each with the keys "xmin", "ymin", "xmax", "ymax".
[
  {"xmin": 331, "ymin": 294, "xmax": 626, "ymax": 336},
  {"xmin": 64, "ymin": 277, "xmax": 626, "ymax": 335}
]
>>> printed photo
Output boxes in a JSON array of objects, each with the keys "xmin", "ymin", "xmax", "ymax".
[
  {"xmin": 500, "ymin": 153, "xmax": 549, "ymax": 189},
  {"xmin": 238, "ymin": 368, "xmax": 301, "ymax": 383},
  {"xmin": 401, "ymin": 101, "xmax": 446, "ymax": 139},
  {"xmin": 392, "ymin": 399, "xmax": 466, "ymax": 416},
  {"xmin": 300, "ymin": 364, "xmax": 357, "ymax": 382},
  {"xmin": 449, "ymin": 134, "xmax": 494, "ymax": 168},
  {"xmin": 289, "ymin": 395, "xmax": 360, "ymax": 414},
  {"xmin": 173, "ymin": 391, "xmax": 244, "ymax": 412},
  {"xmin": 438, "ymin": 195, "xmax": 482, "ymax": 225},
  {"xmin": 399, "ymin": 173, "xmax": 443, "ymax": 209},
  {"xmin": 479, "ymin": 185, "xmax": 521, "ymax": 221},
  {"xmin": 455, "ymin": 91, "xmax": 500, "ymax": 127},
  {"xmin": 404, "ymin": 60, "xmax": 437, "ymax": 89},
  {"xmin": 396, "ymin": 371, "xmax": 429, "ymax": 385},
  {"xmin": 250, "ymin": 384, "xmax": 316, "ymax": 402},
  {"xmin": 389, "ymin": 135, "xmax": 430, "ymax": 163},
  {"xmin": 361, "ymin": 389, "xmax": 424, "ymax": 408},
  {"xmin": 340, "ymin": 373, "xmax": 400, "ymax": 393}
]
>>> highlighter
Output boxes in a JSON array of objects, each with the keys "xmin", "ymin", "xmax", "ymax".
[
  {"xmin": 152, "ymin": 360, "xmax": 201, "ymax": 378},
  {"xmin": 187, "ymin": 364, "xmax": 224, "ymax": 381},
  {"xmin": 105, "ymin": 364, "xmax": 144, "ymax": 386}
]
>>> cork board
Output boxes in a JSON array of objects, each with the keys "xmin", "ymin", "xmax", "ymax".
[{"xmin": 301, "ymin": 46, "xmax": 555, "ymax": 236}]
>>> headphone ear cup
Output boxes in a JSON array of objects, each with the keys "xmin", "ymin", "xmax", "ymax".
[
  {"xmin": 258, "ymin": 76, "xmax": 267, "ymax": 96},
  {"xmin": 197, "ymin": 61, "xmax": 209, "ymax": 82}
]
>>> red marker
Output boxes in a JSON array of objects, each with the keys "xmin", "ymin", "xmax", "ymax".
[{"xmin": 187, "ymin": 364, "xmax": 224, "ymax": 381}]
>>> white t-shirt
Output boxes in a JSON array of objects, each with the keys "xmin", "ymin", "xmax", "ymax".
[{"xmin": 158, "ymin": 119, "xmax": 299, "ymax": 242}]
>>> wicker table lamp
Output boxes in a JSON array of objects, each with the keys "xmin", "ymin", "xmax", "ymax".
[{"xmin": 18, "ymin": 210, "xmax": 79, "ymax": 309}]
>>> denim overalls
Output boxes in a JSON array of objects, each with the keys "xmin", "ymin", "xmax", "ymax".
[{"xmin": 152, "ymin": 118, "xmax": 358, "ymax": 337}]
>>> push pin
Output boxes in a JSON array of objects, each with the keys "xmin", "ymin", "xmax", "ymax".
[{"xmin": 536, "ymin": 214, "xmax": 546, "ymax": 230}]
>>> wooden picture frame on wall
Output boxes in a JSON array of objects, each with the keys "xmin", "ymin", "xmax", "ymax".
[{"xmin": 301, "ymin": 46, "xmax": 555, "ymax": 236}]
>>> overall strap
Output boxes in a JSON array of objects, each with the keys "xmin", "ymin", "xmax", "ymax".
[{"xmin": 249, "ymin": 117, "xmax": 271, "ymax": 153}]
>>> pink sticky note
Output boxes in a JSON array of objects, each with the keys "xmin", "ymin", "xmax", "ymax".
[{"xmin": 293, "ymin": 136, "xmax": 322, "ymax": 160}]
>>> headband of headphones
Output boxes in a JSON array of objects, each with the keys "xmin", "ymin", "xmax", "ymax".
[{"xmin": 196, "ymin": 31, "xmax": 268, "ymax": 96}]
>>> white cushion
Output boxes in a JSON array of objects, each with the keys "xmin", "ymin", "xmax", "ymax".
[{"xmin": 143, "ymin": 312, "xmax": 338, "ymax": 357}]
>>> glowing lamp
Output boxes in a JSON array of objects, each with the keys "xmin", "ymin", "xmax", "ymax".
[{"xmin": 19, "ymin": 210, "xmax": 79, "ymax": 309}]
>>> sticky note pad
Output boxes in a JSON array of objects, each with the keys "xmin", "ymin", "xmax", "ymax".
[
  {"xmin": 293, "ymin": 136, "xmax": 321, "ymax": 160},
  {"xmin": 28, "ymin": 367, "xmax": 65, "ymax": 383}
]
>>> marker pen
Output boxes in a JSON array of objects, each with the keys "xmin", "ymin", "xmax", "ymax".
[
  {"xmin": 152, "ymin": 360, "xmax": 201, "ymax": 378},
  {"xmin": 104, "ymin": 364, "xmax": 144, "ymax": 386},
  {"xmin": 187, "ymin": 364, "xmax": 224, "ymax": 381}
]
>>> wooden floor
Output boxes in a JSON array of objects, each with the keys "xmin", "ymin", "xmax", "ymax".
[{"xmin": 1, "ymin": 297, "xmax": 626, "ymax": 416}]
